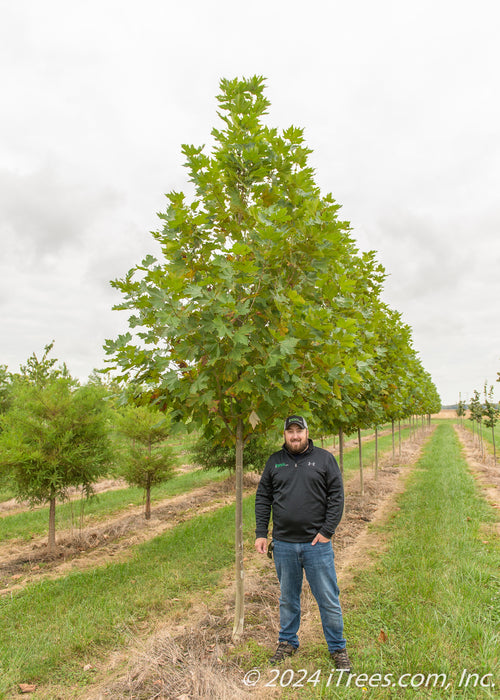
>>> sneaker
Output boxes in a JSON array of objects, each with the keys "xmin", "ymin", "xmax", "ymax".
[
  {"xmin": 330, "ymin": 647, "xmax": 352, "ymax": 671},
  {"xmin": 270, "ymin": 641, "xmax": 298, "ymax": 663}
]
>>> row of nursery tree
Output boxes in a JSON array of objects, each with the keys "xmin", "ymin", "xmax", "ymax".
[
  {"xmin": 0, "ymin": 77, "xmax": 441, "ymax": 639},
  {"xmin": 457, "ymin": 381, "xmax": 499, "ymax": 462},
  {"xmin": 104, "ymin": 76, "xmax": 441, "ymax": 450},
  {"xmin": 102, "ymin": 76, "xmax": 440, "ymax": 639}
]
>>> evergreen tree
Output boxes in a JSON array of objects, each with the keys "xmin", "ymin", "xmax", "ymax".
[
  {"xmin": 0, "ymin": 346, "xmax": 111, "ymax": 553},
  {"xmin": 115, "ymin": 404, "xmax": 175, "ymax": 519}
]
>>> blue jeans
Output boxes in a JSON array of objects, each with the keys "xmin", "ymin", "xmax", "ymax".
[{"xmin": 273, "ymin": 539, "xmax": 346, "ymax": 652}]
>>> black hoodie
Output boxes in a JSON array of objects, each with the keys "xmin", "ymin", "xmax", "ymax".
[{"xmin": 255, "ymin": 439, "xmax": 344, "ymax": 542}]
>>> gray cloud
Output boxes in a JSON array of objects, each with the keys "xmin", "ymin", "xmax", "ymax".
[{"xmin": 0, "ymin": 164, "xmax": 121, "ymax": 256}]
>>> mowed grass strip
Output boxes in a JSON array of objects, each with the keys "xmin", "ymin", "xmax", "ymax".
[
  {"xmin": 0, "ymin": 467, "xmax": 230, "ymax": 541},
  {"xmin": 337, "ymin": 424, "xmax": 418, "ymax": 479},
  {"xmin": 0, "ymin": 496, "xmax": 255, "ymax": 696},
  {"xmin": 286, "ymin": 422, "xmax": 499, "ymax": 698}
]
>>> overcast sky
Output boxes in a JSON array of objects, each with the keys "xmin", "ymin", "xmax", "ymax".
[{"xmin": 1, "ymin": 0, "xmax": 499, "ymax": 406}]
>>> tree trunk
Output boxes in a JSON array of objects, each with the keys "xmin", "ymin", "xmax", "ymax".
[
  {"xmin": 232, "ymin": 418, "xmax": 244, "ymax": 642},
  {"xmin": 398, "ymin": 420, "xmax": 402, "ymax": 459},
  {"xmin": 358, "ymin": 427, "xmax": 364, "ymax": 496},
  {"xmin": 338, "ymin": 428, "xmax": 344, "ymax": 474},
  {"xmin": 492, "ymin": 425, "xmax": 497, "ymax": 464},
  {"xmin": 48, "ymin": 495, "xmax": 57, "ymax": 555},
  {"xmin": 374, "ymin": 425, "xmax": 378, "ymax": 479},
  {"xmin": 145, "ymin": 475, "xmax": 151, "ymax": 520},
  {"xmin": 391, "ymin": 420, "xmax": 395, "ymax": 460}
]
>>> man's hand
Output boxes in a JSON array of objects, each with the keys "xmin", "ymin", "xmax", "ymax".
[
  {"xmin": 311, "ymin": 533, "xmax": 330, "ymax": 545},
  {"xmin": 255, "ymin": 537, "xmax": 268, "ymax": 554}
]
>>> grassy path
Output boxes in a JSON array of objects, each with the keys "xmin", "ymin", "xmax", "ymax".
[{"xmin": 276, "ymin": 422, "xmax": 499, "ymax": 698}]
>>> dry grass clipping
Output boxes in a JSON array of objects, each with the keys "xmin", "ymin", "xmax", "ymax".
[{"xmin": 98, "ymin": 614, "xmax": 252, "ymax": 700}]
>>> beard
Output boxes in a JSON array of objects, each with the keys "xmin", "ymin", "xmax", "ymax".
[{"xmin": 284, "ymin": 433, "xmax": 309, "ymax": 454}]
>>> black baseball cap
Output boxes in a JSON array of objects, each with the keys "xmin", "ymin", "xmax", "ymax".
[{"xmin": 284, "ymin": 415, "xmax": 308, "ymax": 430}]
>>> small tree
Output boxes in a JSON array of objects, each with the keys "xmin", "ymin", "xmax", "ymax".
[
  {"xmin": 19, "ymin": 340, "xmax": 70, "ymax": 385},
  {"xmin": 192, "ymin": 430, "xmax": 275, "ymax": 474},
  {"xmin": 115, "ymin": 404, "xmax": 175, "ymax": 519},
  {"xmin": 483, "ymin": 383, "xmax": 498, "ymax": 464},
  {"xmin": 0, "ymin": 354, "xmax": 111, "ymax": 554},
  {"xmin": 468, "ymin": 389, "xmax": 483, "ymax": 455},
  {"xmin": 456, "ymin": 396, "xmax": 466, "ymax": 426}
]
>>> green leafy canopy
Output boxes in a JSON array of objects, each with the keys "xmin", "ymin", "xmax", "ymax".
[{"xmin": 105, "ymin": 76, "xmax": 371, "ymax": 442}]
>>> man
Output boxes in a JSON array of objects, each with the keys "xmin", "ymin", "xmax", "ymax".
[{"xmin": 255, "ymin": 415, "xmax": 351, "ymax": 669}]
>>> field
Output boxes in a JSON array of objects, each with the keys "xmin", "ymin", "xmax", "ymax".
[{"xmin": 0, "ymin": 420, "xmax": 498, "ymax": 699}]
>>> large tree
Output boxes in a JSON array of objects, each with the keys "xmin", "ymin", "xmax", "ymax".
[{"xmin": 105, "ymin": 76, "xmax": 366, "ymax": 639}]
